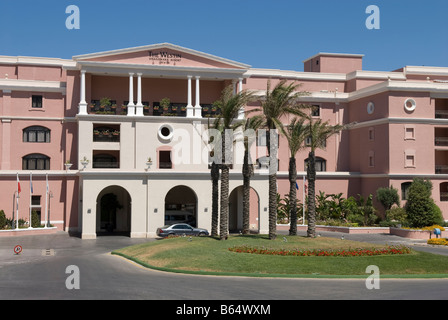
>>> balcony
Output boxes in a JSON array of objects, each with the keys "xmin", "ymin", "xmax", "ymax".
[
  {"xmin": 435, "ymin": 99, "xmax": 448, "ymax": 119},
  {"xmin": 88, "ymin": 98, "xmax": 221, "ymax": 117},
  {"xmin": 92, "ymin": 151, "xmax": 120, "ymax": 169},
  {"xmin": 93, "ymin": 125, "xmax": 120, "ymax": 143}
]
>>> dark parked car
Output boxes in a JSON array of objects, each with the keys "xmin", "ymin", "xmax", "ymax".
[{"xmin": 156, "ymin": 223, "xmax": 209, "ymax": 237}]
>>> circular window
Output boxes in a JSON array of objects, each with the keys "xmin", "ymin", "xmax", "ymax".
[
  {"xmin": 404, "ymin": 98, "xmax": 416, "ymax": 112},
  {"xmin": 158, "ymin": 124, "xmax": 173, "ymax": 141},
  {"xmin": 367, "ymin": 102, "xmax": 375, "ymax": 114}
]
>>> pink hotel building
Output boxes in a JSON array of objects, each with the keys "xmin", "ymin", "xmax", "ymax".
[{"xmin": 1, "ymin": 43, "xmax": 448, "ymax": 239}]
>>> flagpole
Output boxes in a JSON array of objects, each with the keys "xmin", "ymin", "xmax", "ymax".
[
  {"xmin": 45, "ymin": 173, "xmax": 48, "ymax": 228},
  {"xmin": 16, "ymin": 173, "xmax": 20, "ymax": 230},
  {"xmin": 29, "ymin": 172, "xmax": 33, "ymax": 229}
]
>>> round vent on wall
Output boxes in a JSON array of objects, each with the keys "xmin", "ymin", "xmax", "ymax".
[
  {"xmin": 158, "ymin": 124, "xmax": 173, "ymax": 141},
  {"xmin": 404, "ymin": 98, "xmax": 416, "ymax": 112},
  {"xmin": 367, "ymin": 102, "xmax": 375, "ymax": 114}
]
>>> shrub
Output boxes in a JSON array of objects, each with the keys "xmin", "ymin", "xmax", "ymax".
[
  {"xmin": 31, "ymin": 210, "xmax": 41, "ymax": 228},
  {"xmin": 0, "ymin": 210, "xmax": 6, "ymax": 229},
  {"xmin": 405, "ymin": 178, "xmax": 442, "ymax": 228},
  {"xmin": 386, "ymin": 207, "xmax": 407, "ymax": 223}
]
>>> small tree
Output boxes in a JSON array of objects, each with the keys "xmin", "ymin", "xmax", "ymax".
[
  {"xmin": 31, "ymin": 210, "xmax": 41, "ymax": 228},
  {"xmin": 405, "ymin": 178, "xmax": 443, "ymax": 228},
  {"xmin": 376, "ymin": 186, "xmax": 400, "ymax": 217}
]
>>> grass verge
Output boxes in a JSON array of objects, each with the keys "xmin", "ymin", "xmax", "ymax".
[{"xmin": 112, "ymin": 234, "xmax": 448, "ymax": 278}]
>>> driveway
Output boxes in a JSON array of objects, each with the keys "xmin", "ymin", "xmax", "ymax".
[{"xmin": 0, "ymin": 231, "xmax": 448, "ymax": 301}]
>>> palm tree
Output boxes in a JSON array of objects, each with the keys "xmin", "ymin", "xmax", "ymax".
[
  {"xmin": 304, "ymin": 114, "xmax": 345, "ymax": 238},
  {"xmin": 255, "ymin": 80, "xmax": 309, "ymax": 240},
  {"xmin": 213, "ymin": 85, "xmax": 256, "ymax": 240},
  {"xmin": 278, "ymin": 117, "xmax": 307, "ymax": 235},
  {"xmin": 242, "ymin": 115, "xmax": 263, "ymax": 234}
]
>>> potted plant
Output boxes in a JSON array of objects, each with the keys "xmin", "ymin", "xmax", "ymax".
[
  {"xmin": 64, "ymin": 160, "xmax": 72, "ymax": 171},
  {"xmin": 160, "ymin": 97, "xmax": 170, "ymax": 111},
  {"xmin": 80, "ymin": 156, "xmax": 89, "ymax": 170},
  {"xmin": 100, "ymin": 97, "xmax": 111, "ymax": 108},
  {"xmin": 112, "ymin": 130, "xmax": 119, "ymax": 136},
  {"xmin": 93, "ymin": 129, "xmax": 100, "ymax": 135},
  {"xmin": 145, "ymin": 157, "xmax": 153, "ymax": 171}
]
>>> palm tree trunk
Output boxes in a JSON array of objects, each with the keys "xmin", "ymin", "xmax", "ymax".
[
  {"xmin": 211, "ymin": 162, "xmax": 219, "ymax": 237},
  {"xmin": 242, "ymin": 148, "xmax": 251, "ymax": 235},
  {"xmin": 267, "ymin": 129, "xmax": 278, "ymax": 240},
  {"xmin": 220, "ymin": 132, "xmax": 229, "ymax": 240},
  {"xmin": 288, "ymin": 157, "xmax": 297, "ymax": 236},
  {"xmin": 306, "ymin": 150, "xmax": 316, "ymax": 238}
]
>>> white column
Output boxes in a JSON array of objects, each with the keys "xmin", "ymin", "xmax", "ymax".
[
  {"xmin": 194, "ymin": 76, "xmax": 202, "ymax": 118},
  {"xmin": 135, "ymin": 73, "xmax": 143, "ymax": 116},
  {"xmin": 237, "ymin": 78, "xmax": 244, "ymax": 119},
  {"xmin": 78, "ymin": 70, "xmax": 87, "ymax": 115},
  {"xmin": 127, "ymin": 73, "xmax": 135, "ymax": 116},
  {"xmin": 186, "ymin": 75, "xmax": 194, "ymax": 118}
]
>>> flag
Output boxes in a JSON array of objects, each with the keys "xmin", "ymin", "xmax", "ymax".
[
  {"xmin": 30, "ymin": 172, "xmax": 33, "ymax": 194},
  {"xmin": 17, "ymin": 173, "xmax": 21, "ymax": 193},
  {"xmin": 295, "ymin": 182, "xmax": 299, "ymax": 190}
]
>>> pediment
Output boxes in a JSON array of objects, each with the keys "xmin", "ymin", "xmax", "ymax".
[{"xmin": 73, "ymin": 43, "xmax": 250, "ymax": 70}]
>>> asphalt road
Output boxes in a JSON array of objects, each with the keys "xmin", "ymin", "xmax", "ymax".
[{"xmin": 1, "ymin": 231, "xmax": 448, "ymax": 302}]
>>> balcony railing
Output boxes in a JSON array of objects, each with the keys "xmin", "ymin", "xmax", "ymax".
[
  {"xmin": 92, "ymin": 161, "xmax": 120, "ymax": 169},
  {"xmin": 88, "ymin": 100, "xmax": 221, "ymax": 117},
  {"xmin": 435, "ymin": 110, "xmax": 448, "ymax": 119},
  {"xmin": 435, "ymin": 137, "xmax": 448, "ymax": 146},
  {"xmin": 93, "ymin": 131, "xmax": 120, "ymax": 142},
  {"xmin": 435, "ymin": 165, "xmax": 448, "ymax": 174}
]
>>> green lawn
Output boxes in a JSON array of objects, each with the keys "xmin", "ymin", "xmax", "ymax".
[{"xmin": 112, "ymin": 235, "xmax": 448, "ymax": 278}]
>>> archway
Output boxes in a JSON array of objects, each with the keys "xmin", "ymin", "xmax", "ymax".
[
  {"xmin": 164, "ymin": 185, "xmax": 197, "ymax": 227},
  {"xmin": 96, "ymin": 185, "xmax": 131, "ymax": 235},
  {"xmin": 229, "ymin": 186, "xmax": 260, "ymax": 233}
]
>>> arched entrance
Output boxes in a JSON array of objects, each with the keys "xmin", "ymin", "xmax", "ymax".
[
  {"xmin": 96, "ymin": 185, "xmax": 131, "ymax": 235},
  {"xmin": 229, "ymin": 186, "xmax": 260, "ymax": 233},
  {"xmin": 164, "ymin": 186, "xmax": 197, "ymax": 227}
]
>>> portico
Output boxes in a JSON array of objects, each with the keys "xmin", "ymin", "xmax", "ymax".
[{"xmin": 73, "ymin": 43, "xmax": 250, "ymax": 118}]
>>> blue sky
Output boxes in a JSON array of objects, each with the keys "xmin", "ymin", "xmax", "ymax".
[{"xmin": 0, "ymin": 0, "xmax": 446, "ymax": 72}]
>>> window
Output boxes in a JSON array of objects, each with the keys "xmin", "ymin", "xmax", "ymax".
[
  {"xmin": 369, "ymin": 151, "xmax": 375, "ymax": 167},
  {"xmin": 405, "ymin": 155, "xmax": 415, "ymax": 167},
  {"xmin": 304, "ymin": 157, "xmax": 326, "ymax": 172},
  {"xmin": 31, "ymin": 195, "xmax": 41, "ymax": 206},
  {"xmin": 32, "ymin": 95, "xmax": 43, "ymax": 108},
  {"xmin": 440, "ymin": 182, "xmax": 448, "ymax": 202},
  {"xmin": 401, "ymin": 182, "xmax": 412, "ymax": 200},
  {"xmin": 311, "ymin": 105, "xmax": 320, "ymax": 117},
  {"xmin": 368, "ymin": 127, "xmax": 375, "ymax": 141},
  {"xmin": 159, "ymin": 150, "xmax": 172, "ymax": 169},
  {"xmin": 405, "ymin": 127, "xmax": 415, "ymax": 140},
  {"xmin": 22, "ymin": 154, "xmax": 50, "ymax": 170},
  {"xmin": 23, "ymin": 126, "xmax": 51, "ymax": 143}
]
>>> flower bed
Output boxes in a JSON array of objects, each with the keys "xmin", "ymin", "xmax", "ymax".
[
  {"xmin": 427, "ymin": 238, "xmax": 448, "ymax": 246},
  {"xmin": 228, "ymin": 245, "xmax": 412, "ymax": 257}
]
